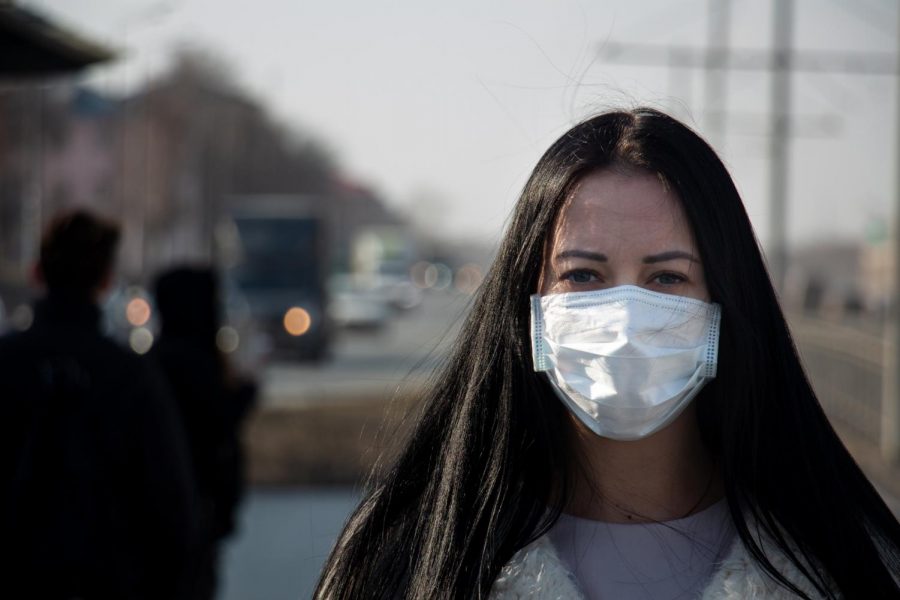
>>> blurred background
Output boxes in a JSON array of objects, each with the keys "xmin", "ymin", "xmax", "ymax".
[{"xmin": 2, "ymin": 0, "xmax": 899, "ymax": 597}]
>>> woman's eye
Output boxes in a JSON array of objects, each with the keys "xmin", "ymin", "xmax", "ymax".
[
  {"xmin": 653, "ymin": 272, "xmax": 686, "ymax": 285},
  {"xmin": 562, "ymin": 270, "xmax": 599, "ymax": 284}
]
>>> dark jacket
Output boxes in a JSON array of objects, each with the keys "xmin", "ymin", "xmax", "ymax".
[
  {"xmin": 0, "ymin": 294, "xmax": 199, "ymax": 599},
  {"xmin": 152, "ymin": 336, "xmax": 255, "ymax": 543}
]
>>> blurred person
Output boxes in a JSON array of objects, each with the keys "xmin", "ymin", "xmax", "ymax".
[
  {"xmin": 0, "ymin": 209, "xmax": 199, "ymax": 599},
  {"xmin": 152, "ymin": 266, "xmax": 257, "ymax": 600},
  {"xmin": 802, "ymin": 275, "xmax": 825, "ymax": 315},
  {"xmin": 316, "ymin": 109, "xmax": 900, "ymax": 599}
]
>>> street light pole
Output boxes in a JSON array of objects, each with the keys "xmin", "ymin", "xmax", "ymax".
[
  {"xmin": 768, "ymin": 0, "xmax": 794, "ymax": 292},
  {"xmin": 704, "ymin": 0, "xmax": 731, "ymax": 149}
]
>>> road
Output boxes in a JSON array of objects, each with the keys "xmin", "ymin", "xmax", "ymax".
[{"xmin": 260, "ymin": 289, "xmax": 470, "ymax": 406}]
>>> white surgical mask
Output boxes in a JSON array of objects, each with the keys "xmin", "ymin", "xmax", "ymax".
[{"xmin": 530, "ymin": 285, "xmax": 721, "ymax": 441}]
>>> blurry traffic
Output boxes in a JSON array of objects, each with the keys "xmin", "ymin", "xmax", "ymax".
[{"xmin": 0, "ymin": 222, "xmax": 485, "ymax": 365}]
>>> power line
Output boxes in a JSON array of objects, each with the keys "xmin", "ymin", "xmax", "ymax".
[{"xmin": 598, "ymin": 42, "xmax": 896, "ymax": 75}]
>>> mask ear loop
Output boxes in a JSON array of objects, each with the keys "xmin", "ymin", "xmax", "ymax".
[
  {"xmin": 704, "ymin": 304, "xmax": 722, "ymax": 378},
  {"xmin": 532, "ymin": 213, "xmax": 559, "ymax": 373},
  {"xmin": 530, "ymin": 295, "xmax": 549, "ymax": 372}
]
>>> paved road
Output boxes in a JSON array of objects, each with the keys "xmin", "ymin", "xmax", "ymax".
[
  {"xmin": 261, "ymin": 290, "xmax": 470, "ymax": 406},
  {"xmin": 875, "ymin": 484, "xmax": 900, "ymax": 516}
]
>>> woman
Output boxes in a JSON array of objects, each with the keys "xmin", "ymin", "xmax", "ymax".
[
  {"xmin": 153, "ymin": 267, "xmax": 257, "ymax": 599},
  {"xmin": 316, "ymin": 108, "xmax": 900, "ymax": 598}
]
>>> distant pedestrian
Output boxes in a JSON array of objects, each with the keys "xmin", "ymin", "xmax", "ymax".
[
  {"xmin": 153, "ymin": 266, "xmax": 257, "ymax": 600},
  {"xmin": 0, "ymin": 209, "xmax": 199, "ymax": 599}
]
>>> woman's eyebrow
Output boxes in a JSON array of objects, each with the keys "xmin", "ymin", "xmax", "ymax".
[
  {"xmin": 556, "ymin": 249, "xmax": 607, "ymax": 262},
  {"xmin": 643, "ymin": 250, "xmax": 699, "ymax": 264}
]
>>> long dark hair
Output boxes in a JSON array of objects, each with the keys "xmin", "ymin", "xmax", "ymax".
[{"xmin": 316, "ymin": 108, "xmax": 900, "ymax": 598}]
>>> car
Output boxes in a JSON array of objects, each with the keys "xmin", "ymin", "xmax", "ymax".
[{"xmin": 327, "ymin": 273, "xmax": 392, "ymax": 330}]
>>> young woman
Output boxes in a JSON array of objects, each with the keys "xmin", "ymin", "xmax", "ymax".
[{"xmin": 315, "ymin": 108, "xmax": 900, "ymax": 598}]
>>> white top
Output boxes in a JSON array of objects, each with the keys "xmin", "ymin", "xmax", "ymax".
[{"xmin": 547, "ymin": 499, "xmax": 737, "ymax": 600}]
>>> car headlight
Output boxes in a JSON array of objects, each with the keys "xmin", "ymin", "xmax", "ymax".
[{"xmin": 283, "ymin": 306, "xmax": 312, "ymax": 336}]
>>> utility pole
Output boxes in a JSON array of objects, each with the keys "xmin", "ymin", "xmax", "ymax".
[
  {"xmin": 704, "ymin": 0, "xmax": 732, "ymax": 149},
  {"xmin": 882, "ymin": 4, "xmax": 900, "ymax": 466},
  {"xmin": 768, "ymin": 0, "xmax": 794, "ymax": 291}
]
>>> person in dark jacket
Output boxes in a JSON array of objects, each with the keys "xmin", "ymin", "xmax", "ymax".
[
  {"xmin": 0, "ymin": 209, "xmax": 199, "ymax": 599},
  {"xmin": 152, "ymin": 266, "xmax": 257, "ymax": 600}
]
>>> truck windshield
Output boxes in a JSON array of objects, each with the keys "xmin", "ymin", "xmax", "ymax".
[{"xmin": 232, "ymin": 217, "xmax": 319, "ymax": 291}]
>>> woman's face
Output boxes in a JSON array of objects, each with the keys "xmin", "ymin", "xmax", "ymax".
[{"xmin": 540, "ymin": 168, "xmax": 709, "ymax": 301}]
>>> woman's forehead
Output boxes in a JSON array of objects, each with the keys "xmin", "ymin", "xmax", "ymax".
[{"xmin": 549, "ymin": 170, "xmax": 696, "ymax": 255}]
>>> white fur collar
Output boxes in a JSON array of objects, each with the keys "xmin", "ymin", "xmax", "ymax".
[{"xmin": 490, "ymin": 532, "xmax": 835, "ymax": 599}]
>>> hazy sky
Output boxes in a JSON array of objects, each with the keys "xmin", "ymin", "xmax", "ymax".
[{"xmin": 24, "ymin": 0, "xmax": 899, "ymax": 249}]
